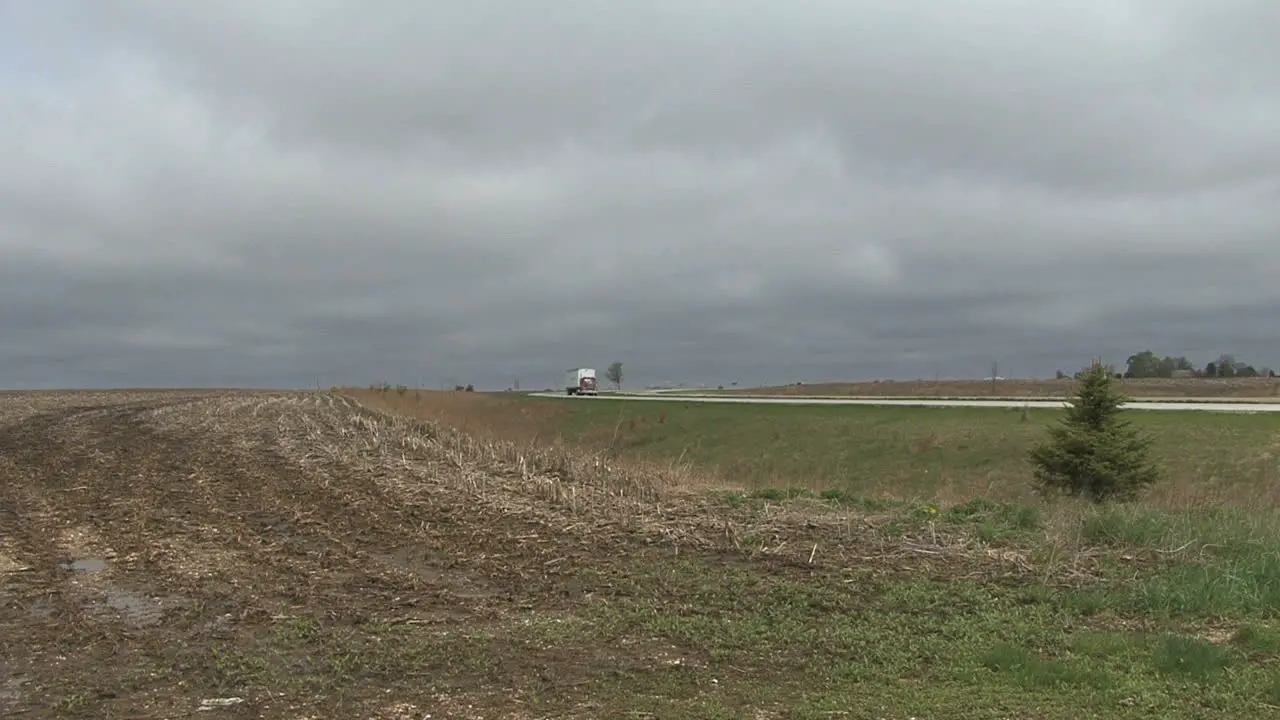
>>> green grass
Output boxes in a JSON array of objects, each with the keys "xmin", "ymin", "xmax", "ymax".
[
  {"xmin": 529, "ymin": 398, "xmax": 1280, "ymax": 507},
  {"xmin": 192, "ymin": 547, "xmax": 1280, "ymax": 718},
  {"xmin": 1234, "ymin": 624, "xmax": 1280, "ymax": 655},
  {"xmin": 583, "ymin": 545, "xmax": 1280, "ymax": 715}
]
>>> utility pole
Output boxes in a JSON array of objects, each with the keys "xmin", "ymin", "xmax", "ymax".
[{"xmin": 990, "ymin": 361, "xmax": 998, "ymax": 396}]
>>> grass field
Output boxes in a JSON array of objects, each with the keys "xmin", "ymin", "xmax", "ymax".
[{"xmin": 4, "ymin": 388, "xmax": 1280, "ymax": 717}]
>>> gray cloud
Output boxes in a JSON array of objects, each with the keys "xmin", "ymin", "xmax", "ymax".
[{"xmin": 2, "ymin": 1, "xmax": 1279, "ymax": 389}]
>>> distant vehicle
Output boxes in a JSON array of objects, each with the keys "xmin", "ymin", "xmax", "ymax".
[{"xmin": 564, "ymin": 368, "xmax": 599, "ymax": 396}]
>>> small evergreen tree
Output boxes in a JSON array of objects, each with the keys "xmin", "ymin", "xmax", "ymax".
[{"xmin": 1028, "ymin": 359, "xmax": 1160, "ymax": 502}]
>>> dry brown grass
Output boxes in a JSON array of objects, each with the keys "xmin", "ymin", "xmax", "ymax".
[
  {"xmin": 731, "ymin": 376, "xmax": 1280, "ymax": 399},
  {"xmin": 342, "ymin": 388, "xmax": 570, "ymax": 443},
  {"xmin": 329, "ymin": 396, "xmax": 726, "ymax": 533}
]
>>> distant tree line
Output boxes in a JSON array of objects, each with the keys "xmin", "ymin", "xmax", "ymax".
[{"xmin": 1121, "ymin": 351, "xmax": 1274, "ymax": 379}]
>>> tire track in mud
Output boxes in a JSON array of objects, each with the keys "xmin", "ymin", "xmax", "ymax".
[{"xmin": 0, "ymin": 399, "xmax": 214, "ymax": 718}]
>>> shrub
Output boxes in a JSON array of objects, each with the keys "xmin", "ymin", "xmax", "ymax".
[{"xmin": 1027, "ymin": 360, "xmax": 1160, "ymax": 502}]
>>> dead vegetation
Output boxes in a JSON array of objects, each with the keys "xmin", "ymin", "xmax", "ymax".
[{"xmin": 342, "ymin": 388, "xmax": 571, "ymax": 443}]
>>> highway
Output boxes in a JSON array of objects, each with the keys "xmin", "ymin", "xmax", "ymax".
[{"xmin": 528, "ymin": 391, "xmax": 1280, "ymax": 413}]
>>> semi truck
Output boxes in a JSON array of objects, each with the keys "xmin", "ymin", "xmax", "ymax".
[{"xmin": 564, "ymin": 368, "xmax": 599, "ymax": 396}]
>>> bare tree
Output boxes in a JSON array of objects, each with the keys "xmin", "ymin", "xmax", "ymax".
[{"xmin": 606, "ymin": 361, "xmax": 624, "ymax": 390}]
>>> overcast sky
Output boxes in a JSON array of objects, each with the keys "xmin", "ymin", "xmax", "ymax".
[{"xmin": 3, "ymin": 1, "xmax": 1278, "ymax": 390}]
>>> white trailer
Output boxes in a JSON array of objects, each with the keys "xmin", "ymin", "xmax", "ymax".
[{"xmin": 564, "ymin": 368, "xmax": 599, "ymax": 396}]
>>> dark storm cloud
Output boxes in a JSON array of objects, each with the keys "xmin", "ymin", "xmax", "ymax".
[{"xmin": 2, "ymin": 1, "xmax": 1279, "ymax": 389}]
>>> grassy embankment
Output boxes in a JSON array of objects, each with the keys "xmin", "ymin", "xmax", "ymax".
[{"xmin": 342, "ymin": 388, "xmax": 1280, "ymax": 716}]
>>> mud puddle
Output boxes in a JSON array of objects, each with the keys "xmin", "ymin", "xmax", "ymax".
[
  {"xmin": 60, "ymin": 556, "xmax": 177, "ymax": 626},
  {"xmin": 376, "ymin": 547, "xmax": 493, "ymax": 601},
  {"xmin": 63, "ymin": 557, "xmax": 108, "ymax": 573},
  {"xmin": 96, "ymin": 590, "xmax": 169, "ymax": 626},
  {"xmin": 377, "ymin": 547, "xmax": 445, "ymax": 583}
]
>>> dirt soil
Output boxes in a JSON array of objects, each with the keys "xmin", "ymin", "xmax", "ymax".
[
  {"xmin": 3, "ymin": 390, "xmax": 950, "ymax": 719},
  {"xmin": 734, "ymin": 377, "xmax": 1280, "ymax": 399}
]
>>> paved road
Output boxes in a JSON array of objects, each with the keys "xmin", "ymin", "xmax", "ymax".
[{"xmin": 529, "ymin": 392, "xmax": 1280, "ymax": 413}]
